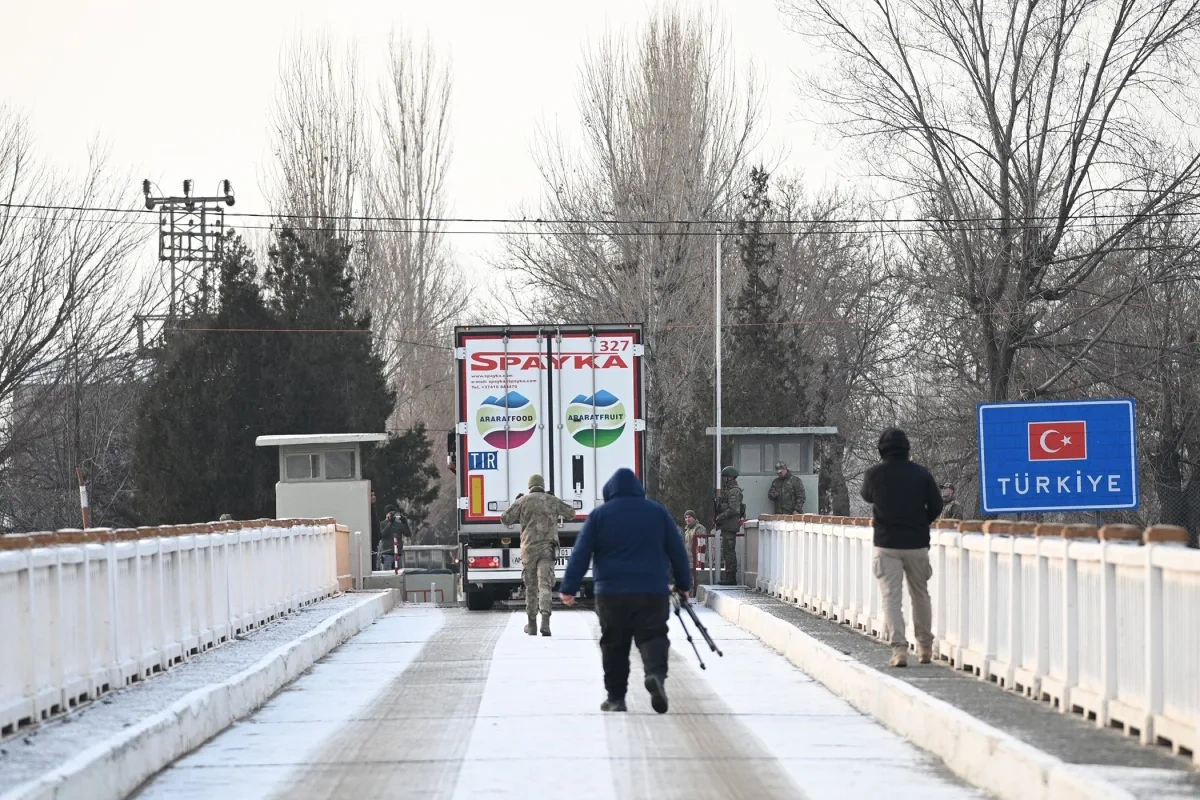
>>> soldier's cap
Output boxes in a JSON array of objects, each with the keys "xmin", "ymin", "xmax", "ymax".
[
  {"xmin": 775, "ymin": 461, "xmax": 788, "ymax": 471},
  {"xmin": 684, "ymin": 509, "xmax": 697, "ymax": 519},
  {"xmin": 721, "ymin": 465, "xmax": 738, "ymax": 478},
  {"xmin": 528, "ymin": 474, "xmax": 545, "ymax": 489},
  {"xmin": 940, "ymin": 482, "xmax": 955, "ymax": 490}
]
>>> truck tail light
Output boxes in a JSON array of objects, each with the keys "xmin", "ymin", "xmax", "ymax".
[{"xmin": 468, "ymin": 556, "xmax": 500, "ymax": 569}]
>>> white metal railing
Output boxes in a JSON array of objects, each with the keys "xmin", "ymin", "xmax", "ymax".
[
  {"xmin": 755, "ymin": 514, "xmax": 1200, "ymax": 764},
  {"xmin": 0, "ymin": 518, "xmax": 342, "ymax": 739}
]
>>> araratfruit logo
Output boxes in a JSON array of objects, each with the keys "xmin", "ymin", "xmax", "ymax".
[
  {"xmin": 566, "ymin": 390, "xmax": 627, "ymax": 448},
  {"xmin": 477, "ymin": 392, "xmax": 537, "ymax": 449}
]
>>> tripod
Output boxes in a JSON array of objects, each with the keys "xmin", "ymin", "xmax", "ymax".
[{"xmin": 671, "ymin": 591, "xmax": 723, "ymax": 669}]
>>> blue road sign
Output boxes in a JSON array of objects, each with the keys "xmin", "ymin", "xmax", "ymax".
[
  {"xmin": 977, "ymin": 399, "xmax": 1138, "ymax": 514},
  {"xmin": 467, "ymin": 451, "xmax": 499, "ymax": 471}
]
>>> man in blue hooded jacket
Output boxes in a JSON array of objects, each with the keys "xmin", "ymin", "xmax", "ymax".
[{"xmin": 560, "ymin": 468, "xmax": 692, "ymax": 714}]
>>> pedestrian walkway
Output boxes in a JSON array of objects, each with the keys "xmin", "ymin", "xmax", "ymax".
[
  {"xmin": 709, "ymin": 587, "xmax": 1200, "ymax": 800},
  {"xmin": 135, "ymin": 604, "xmax": 985, "ymax": 799},
  {"xmin": 0, "ymin": 592, "xmax": 377, "ymax": 797}
]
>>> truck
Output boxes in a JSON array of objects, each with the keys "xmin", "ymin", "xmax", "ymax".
[{"xmin": 451, "ymin": 324, "xmax": 646, "ymax": 610}]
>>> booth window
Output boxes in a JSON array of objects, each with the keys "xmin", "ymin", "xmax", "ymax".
[
  {"xmin": 324, "ymin": 450, "xmax": 356, "ymax": 480},
  {"xmin": 737, "ymin": 443, "xmax": 762, "ymax": 474},
  {"xmin": 286, "ymin": 453, "xmax": 322, "ymax": 480},
  {"xmin": 735, "ymin": 439, "xmax": 812, "ymax": 476},
  {"xmin": 778, "ymin": 442, "xmax": 806, "ymax": 473}
]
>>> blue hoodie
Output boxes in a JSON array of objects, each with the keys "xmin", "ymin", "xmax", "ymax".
[{"xmin": 560, "ymin": 468, "xmax": 692, "ymax": 596}]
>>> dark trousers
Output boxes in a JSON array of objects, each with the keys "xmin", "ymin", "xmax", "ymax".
[{"xmin": 596, "ymin": 593, "xmax": 670, "ymax": 699}]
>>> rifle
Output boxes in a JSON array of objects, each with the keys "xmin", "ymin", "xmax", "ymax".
[{"xmin": 670, "ymin": 590, "xmax": 723, "ymax": 669}]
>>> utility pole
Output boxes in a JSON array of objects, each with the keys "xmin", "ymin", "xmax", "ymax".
[
  {"xmin": 714, "ymin": 226, "xmax": 723, "ymax": 491},
  {"xmin": 135, "ymin": 179, "xmax": 235, "ymax": 353},
  {"xmin": 713, "ymin": 227, "xmax": 723, "ymax": 578},
  {"xmin": 75, "ymin": 467, "xmax": 91, "ymax": 529}
]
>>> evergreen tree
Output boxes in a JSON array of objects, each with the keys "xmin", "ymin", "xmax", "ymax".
[
  {"xmin": 363, "ymin": 424, "xmax": 440, "ymax": 534},
  {"xmin": 134, "ymin": 227, "xmax": 438, "ymax": 524},
  {"xmin": 725, "ymin": 167, "xmax": 810, "ymax": 427}
]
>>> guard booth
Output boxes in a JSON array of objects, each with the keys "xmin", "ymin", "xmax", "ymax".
[
  {"xmin": 255, "ymin": 433, "xmax": 386, "ymax": 588},
  {"xmin": 705, "ymin": 426, "xmax": 837, "ymax": 585}
]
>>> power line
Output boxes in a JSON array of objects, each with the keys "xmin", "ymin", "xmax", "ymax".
[
  {"xmin": 163, "ymin": 327, "xmax": 452, "ymax": 350},
  {"xmin": 4, "ymin": 200, "xmax": 1199, "ymax": 232},
  {"xmin": 0, "ymin": 210, "xmax": 1186, "ymax": 241}
]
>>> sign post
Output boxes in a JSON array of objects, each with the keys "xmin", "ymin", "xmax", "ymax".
[{"xmin": 977, "ymin": 399, "xmax": 1138, "ymax": 515}]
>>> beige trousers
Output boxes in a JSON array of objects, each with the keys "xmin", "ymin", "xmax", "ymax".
[{"xmin": 872, "ymin": 547, "xmax": 933, "ymax": 648}]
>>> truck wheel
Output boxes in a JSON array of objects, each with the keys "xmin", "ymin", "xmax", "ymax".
[{"xmin": 465, "ymin": 590, "xmax": 493, "ymax": 611}]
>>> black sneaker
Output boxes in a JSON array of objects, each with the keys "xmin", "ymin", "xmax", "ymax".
[
  {"xmin": 600, "ymin": 697, "xmax": 627, "ymax": 712},
  {"xmin": 644, "ymin": 675, "xmax": 668, "ymax": 714}
]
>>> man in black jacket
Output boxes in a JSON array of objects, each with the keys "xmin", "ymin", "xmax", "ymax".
[
  {"xmin": 860, "ymin": 428, "xmax": 943, "ymax": 668},
  {"xmin": 560, "ymin": 469, "xmax": 692, "ymax": 714}
]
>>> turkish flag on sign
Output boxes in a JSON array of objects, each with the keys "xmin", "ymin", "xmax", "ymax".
[{"xmin": 1028, "ymin": 421, "xmax": 1088, "ymax": 460}]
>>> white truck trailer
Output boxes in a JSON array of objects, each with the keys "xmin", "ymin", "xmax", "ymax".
[{"xmin": 452, "ymin": 324, "xmax": 646, "ymax": 610}]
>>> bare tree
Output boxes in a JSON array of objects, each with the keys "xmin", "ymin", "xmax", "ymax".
[
  {"xmin": 1073, "ymin": 207, "xmax": 1200, "ymax": 537},
  {"xmin": 500, "ymin": 3, "xmax": 762, "ymax": 496},
  {"xmin": 722, "ymin": 170, "xmax": 910, "ymax": 514},
  {"xmin": 365, "ymin": 30, "xmax": 468, "ymax": 429},
  {"xmin": 0, "ymin": 107, "xmax": 148, "ymax": 496},
  {"xmin": 1, "ymin": 354, "xmax": 145, "ymax": 532},
  {"xmin": 265, "ymin": 32, "xmax": 366, "ymax": 244},
  {"xmin": 783, "ymin": 0, "xmax": 1200, "ymax": 403}
]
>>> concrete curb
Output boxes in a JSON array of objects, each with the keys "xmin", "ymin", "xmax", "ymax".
[
  {"xmin": 1, "ymin": 590, "xmax": 397, "ymax": 800},
  {"xmin": 699, "ymin": 587, "xmax": 1136, "ymax": 800}
]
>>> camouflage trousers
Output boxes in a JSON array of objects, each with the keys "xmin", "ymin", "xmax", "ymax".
[
  {"xmin": 523, "ymin": 553, "xmax": 556, "ymax": 617},
  {"xmin": 721, "ymin": 530, "xmax": 738, "ymax": 581}
]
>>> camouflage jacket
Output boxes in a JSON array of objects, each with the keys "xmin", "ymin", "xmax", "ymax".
[
  {"xmin": 939, "ymin": 500, "xmax": 962, "ymax": 520},
  {"xmin": 769, "ymin": 473, "xmax": 806, "ymax": 515},
  {"xmin": 501, "ymin": 489, "xmax": 577, "ymax": 560},
  {"xmin": 714, "ymin": 480, "xmax": 743, "ymax": 533},
  {"xmin": 681, "ymin": 521, "xmax": 706, "ymax": 565}
]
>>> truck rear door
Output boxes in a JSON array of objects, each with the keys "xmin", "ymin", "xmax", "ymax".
[{"xmin": 455, "ymin": 325, "xmax": 644, "ymax": 530}]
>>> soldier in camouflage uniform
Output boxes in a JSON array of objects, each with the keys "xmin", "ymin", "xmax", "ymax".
[
  {"xmin": 714, "ymin": 466, "xmax": 743, "ymax": 585},
  {"xmin": 938, "ymin": 483, "xmax": 961, "ymax": 520},
  {"xmin": 680, "ymin": 510, "xmax": 706, "ymax": 571},
  {"xmin": 502, "ymin": 474, "xmax": 576, "ymax": 636},
  {"xmin": 768, "ymin": 461, "xmax": 806, "ymax": 515}
]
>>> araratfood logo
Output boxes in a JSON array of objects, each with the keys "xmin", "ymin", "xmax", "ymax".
[
  {"xmin": 477, "ymin": 392, "xmax": 537, "ymax": 449},
  {"xmin": 566, "ymin": 390, "xmax": 627, "ymax": 448}
]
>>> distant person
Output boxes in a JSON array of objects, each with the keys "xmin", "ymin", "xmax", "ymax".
[
  {"xmin": 713, "ymin": 466, "xmax": 743, "ymax": 585},
  {"xmin": 860, "ymin": 428, "xmax": 943, "ymax": 667},
  {"xmin": 680, "ymin": 509, "xmax": 706, "ymax": 571},
  {"xmin": 560, "ymin": 468, "xmax": 691, "ymax": 714},
  {"xmin": 768, "ymin": 460, "xmax": 806, "ymax": 515},
  {"xmin": 369, "ymin": 490, "xmax": 382, "ymax": 568},
  {"xmin": 502, "ymin": 475, "xmax": 576, "ymax": 636},
  {"xmin": 938, "ymin": 483, "xmax": 961, "ymax": 520},
  {"xmin": 379, "ymin": 505, "xmax": 411, "ymax": 570}
]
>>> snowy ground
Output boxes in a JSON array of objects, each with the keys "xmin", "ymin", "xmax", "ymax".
[
  {"xmin": 0, "ymin": 592, "xmax": 377, "ymax": 796},
  {"xmin": 134, "ymin": 604, "xmax": 986, "ymax": 800}
]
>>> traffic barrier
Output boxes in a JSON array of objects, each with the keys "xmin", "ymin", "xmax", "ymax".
[
  {"xmin": 755, "ymin": 515, "xmax": 1200, "ymax": 763},
  {"xmin": 0, "ymin": 518, "xmax": 339, "ymax": 740}
]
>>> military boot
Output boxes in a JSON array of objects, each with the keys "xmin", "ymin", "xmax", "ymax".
[
  {"xmin": 524, "ymin": 614, "xmax": 537, "ymax": 636},
  {"xmin": 540, "ymin": 612, "xmax": 552, "ymax": 636},
  {"xmin": 644, "ymin": 674, "xmax": 669, "ymax": 714},
  {"xmin": 600, "ymin": 696, "xmax": 627, "ymax": 712}
]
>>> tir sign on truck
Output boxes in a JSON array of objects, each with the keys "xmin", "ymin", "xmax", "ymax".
[
  {"xmin": 453, "ymin": 324, "xmax": 646, "ymax": 611},
  {"xmin": 977, "ymin": 399, "xmax": 1138, "ymax": 514}
]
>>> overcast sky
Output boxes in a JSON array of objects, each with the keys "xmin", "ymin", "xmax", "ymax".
[{"xmin": 1, "ymin": 0, "xmax": 842, "ymax": 276}]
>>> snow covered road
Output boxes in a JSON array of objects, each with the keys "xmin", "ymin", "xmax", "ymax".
[{"xmin": 135, "ymin": 604, "xmax": 985, "ymax": 799}]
